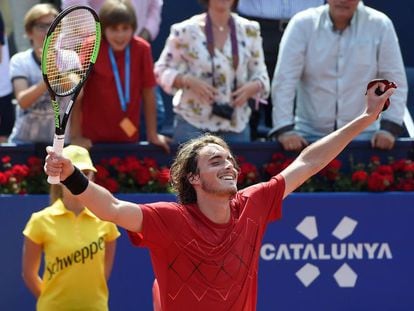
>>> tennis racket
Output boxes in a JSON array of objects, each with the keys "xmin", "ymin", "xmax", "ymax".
[{"xmin": 41, "ymin": 6, "xmax": 101, "ymax": 184}]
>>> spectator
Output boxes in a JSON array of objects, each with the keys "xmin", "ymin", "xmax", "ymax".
[
  {"xmin": 44, "ymin": 80, "xmax": 394, "ymax": 309},
  {"xmin": 270, "ymin": 0, "xmax": 408, "ymax": 151},
  {"xmin": 8, "ymin": 4, "xmax": 59, "ymax": 145},
  {"xmin": 70, "ymin": 0, "xmax": 170, "ymax": 152},
  {"xmin": 22, "ymin": 145, "xmax": 120, "ymax": 310},
  {"xmin": 237, "ymin": 0, "xmax": 324, "ymax": 140},
  {"xmin": 61, "ymin": 0, "xmax": 167, "ymax": 135},
  {"xmin": 0, "ymin": 11, "xmax": 14, "ymax": 143},
  {"xmin": 155, "ymin": 0, "xmax": 269, "ymax": 144}
]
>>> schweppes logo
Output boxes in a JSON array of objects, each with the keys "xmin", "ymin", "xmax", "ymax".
[{"xmin": 46, "ymin": 236, "xmax": 104, "ymax": 280}]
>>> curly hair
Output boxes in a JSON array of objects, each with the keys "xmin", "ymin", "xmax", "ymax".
[{"xmin": 170, "ymin": 134, "xmax": 235, "ymax": 204}]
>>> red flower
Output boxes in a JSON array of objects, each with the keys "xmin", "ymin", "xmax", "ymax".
[
  {"xmin": 397, "ymin": 179, "xmax": 414, "ymax": 191},
  {"xmin": 157, "ymin": 168, "xmax": 170, "ymax": 186},
  {"xmin": 135, "ymin": 167, "xmax": 152, "ymax": 185},
  {"xmin": 117, "ymin": 164, "xmax": 128, "ymax": 174},
  {"xmin": 264, "ymin": 162, "xmax": 282, "ymax": 176},
  {"xmin": 370, "ymin": 156, "xmax": 381, "ymax": 164},
  {"xmin": 124, "ymin": 156, "xmax": 142, "ymax": 171},
  {"xmin": 1, "ymin": 156, "xmax": 11, "ymax": 164},
  {"xmin": 367, "ymin": 172, "xmax": 393, "ymax": 191},
  {"xmin": 236, "ymin": 157, "xmax": 259, "ymax": 187},
  {"xmin": 0, "ymin": 172, "xmax": 8, "ymax": 185},
  {"xmin": 263, "ymin": 153, "xmax": 294, "ymax": 179},
  {"xmin": 281, "ymin": 159, "xmax": 294, "ymax": 170},
  {"xmin": 11, "ymin": 164, "xmax": 30, "ymax": 181},
  {"xmin": 352, "ymin": 170, "xmax": 368, "ymax": 183},
  {"xmin": 27, "ymin": 156, "xmax": 43, "ymax": 175},
  {"xmin": 271, "ymin": 153, "xmax": 285, "ymax": 162},
  {"xmin": 109, "ymin": 157, "xmax": 121, "ymax": 166},
  {"xmin": 320, "ymin": 159, "xmax": 342, "ymax": 181},
  {"xmin": 103, "ymin": 178, "xmax": 119, "ymax": 193},
  {"xmin": 391, "ymin": 159, "xmax": 407, "ymax": 172},
  {"xmin": 376, "ymin": 165, "xmax": 393, "ymax": 175},
  {"xmin": 143, "ymin": 157, "xmax": 158, "ymax": 169},
  {"xmin": 403, "ymin": 162, "xmax": 414, "ymax": 173},
  {"xmin": 27, "ymin": 156, "xmax": 42, "ymax": 166},
  {"xmin": 95, "ymin": 164, "xmax": 110, "ymax": 179}
]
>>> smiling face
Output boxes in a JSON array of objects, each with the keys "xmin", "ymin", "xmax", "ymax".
[
  {"xmin": 327, "ymin": 0, "xmax": 360, "ymax": 30},
  {"xmin": 104, "ymin": 23, "xmax": 134, "ymax": 51},
  {"xmin": 191, "ymin": 143, "xmax": 238, "ymax": 197}
]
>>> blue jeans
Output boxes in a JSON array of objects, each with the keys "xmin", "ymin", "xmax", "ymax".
[{"xmin": 173, "ymin": 115, "xmax": 251, "ymax": 144}]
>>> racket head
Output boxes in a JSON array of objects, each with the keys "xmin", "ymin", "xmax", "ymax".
[{"xmin": 41, "ymin": 5, "xmax": 101, "ymax": 97}]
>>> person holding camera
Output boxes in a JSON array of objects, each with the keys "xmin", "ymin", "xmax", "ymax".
[{"xmin": 155, "ymin": 0, "xmax": 269, "ymax": 144}]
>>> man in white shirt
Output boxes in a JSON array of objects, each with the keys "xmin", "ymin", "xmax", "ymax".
[
  {"xmin": 270, "ymin": 0, "xmax": 407, "ymax": 151},
  {"xmin": 238, "ymin": 0, "xmax": 324, "ymax": 141}
]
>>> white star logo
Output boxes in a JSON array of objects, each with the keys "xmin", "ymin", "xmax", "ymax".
[{"xmin": 295, "ymin": 216, "xmax": 359, "ymax": 287}]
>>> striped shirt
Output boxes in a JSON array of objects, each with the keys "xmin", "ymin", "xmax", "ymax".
[{"xmin": 237, "ymin": 0, "xmax": 325, "ymax": 20}]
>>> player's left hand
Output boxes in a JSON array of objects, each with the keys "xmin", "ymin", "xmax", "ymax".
[{"xmin": 365, "ymin": 80, "xmax": 396, "ymax": 120}]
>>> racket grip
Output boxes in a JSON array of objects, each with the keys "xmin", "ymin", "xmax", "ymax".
[{"xmin": 47, "ymin": 134, "xmax": 65, "ymax": 184}]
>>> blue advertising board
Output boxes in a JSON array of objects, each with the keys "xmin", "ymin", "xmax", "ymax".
[
  {"xmin": 1, "ymin": 192, "xmax": 413, "ymax": 310},
  {"xmin": 258, "ymin": 193, "xmax": 414, "ymax": 310}
]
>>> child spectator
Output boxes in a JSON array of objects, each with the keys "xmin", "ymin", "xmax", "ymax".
[
  {"xmin": 8, "ymin": 4, "xmax": 58, "ymax": 144},
  {"xmin": 70, "ymin": 0, "xmax": 170, "ymax": 152}
]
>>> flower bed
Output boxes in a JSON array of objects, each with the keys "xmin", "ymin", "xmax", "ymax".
[
  {"xmin": 264, "ymin": 153, "xmax": 414, "ymax": 192},
  {"xmin": 1, "ymin": 152, "xmax": 413, "ymax": 195}
]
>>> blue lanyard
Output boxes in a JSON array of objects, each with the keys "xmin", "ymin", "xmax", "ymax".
[{"xmin": 109, "ymin": 44, "xmax": 130, "ymax": 112}]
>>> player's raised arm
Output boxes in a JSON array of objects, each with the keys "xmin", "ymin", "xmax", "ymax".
[
  {"xmin": 280, "ymin": 81, "xmax": 396, "ymax": 198},
  {"xmin": 44, "ymin": 147, "xmax": 143, "ymax": 232}
]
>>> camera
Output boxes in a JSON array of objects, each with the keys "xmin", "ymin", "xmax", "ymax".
[{"xmin": 211, "ymin": 102, "xmax": 234, "ymax": 120}]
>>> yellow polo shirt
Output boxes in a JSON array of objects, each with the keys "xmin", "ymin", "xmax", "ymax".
[{"xmin": 23, "ymin": 199, "xmax": 120, "ymax": 311}]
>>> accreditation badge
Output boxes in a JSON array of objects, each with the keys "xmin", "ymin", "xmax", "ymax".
[{"xmin": 119, "ymin": 117, "xmax": 137, "ymax": 137}]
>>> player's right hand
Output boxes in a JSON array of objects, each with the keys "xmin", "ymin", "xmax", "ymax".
[{"xmin": 44, "ymin": 146, "xmax": 75, "ymax": 182}]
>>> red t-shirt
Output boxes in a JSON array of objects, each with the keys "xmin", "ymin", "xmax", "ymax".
[
  {"xmin": 81, "ymin": 37, "xmax": 156, "ymax": 143},
  {"xmin": 128, "ymin": 175, "xmax": 285, "ymax": 311}
]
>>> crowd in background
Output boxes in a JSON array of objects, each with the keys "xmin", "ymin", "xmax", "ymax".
[{"xmin": 0, "ymin": 0, "xmax": 409, "ymax": 153}]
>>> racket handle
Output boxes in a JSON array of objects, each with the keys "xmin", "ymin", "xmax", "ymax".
[{"xmin": 47, "ymin": 134, "xmax": 65, "ymax": 184}]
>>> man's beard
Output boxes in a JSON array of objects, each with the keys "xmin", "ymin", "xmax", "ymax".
[{"xmin": 200, "ymin": 179, "xmax": 237, "ymax": 197}]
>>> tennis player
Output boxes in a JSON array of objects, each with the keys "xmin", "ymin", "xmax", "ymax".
[{"xmin": 44, "ymin": 82, "xmax": 394, "ymax": 310}]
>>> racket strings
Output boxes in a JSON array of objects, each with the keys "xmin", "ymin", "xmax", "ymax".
[{"xmin": 45, "ymin": 9, "xmax": 97, "ymax": 96}]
